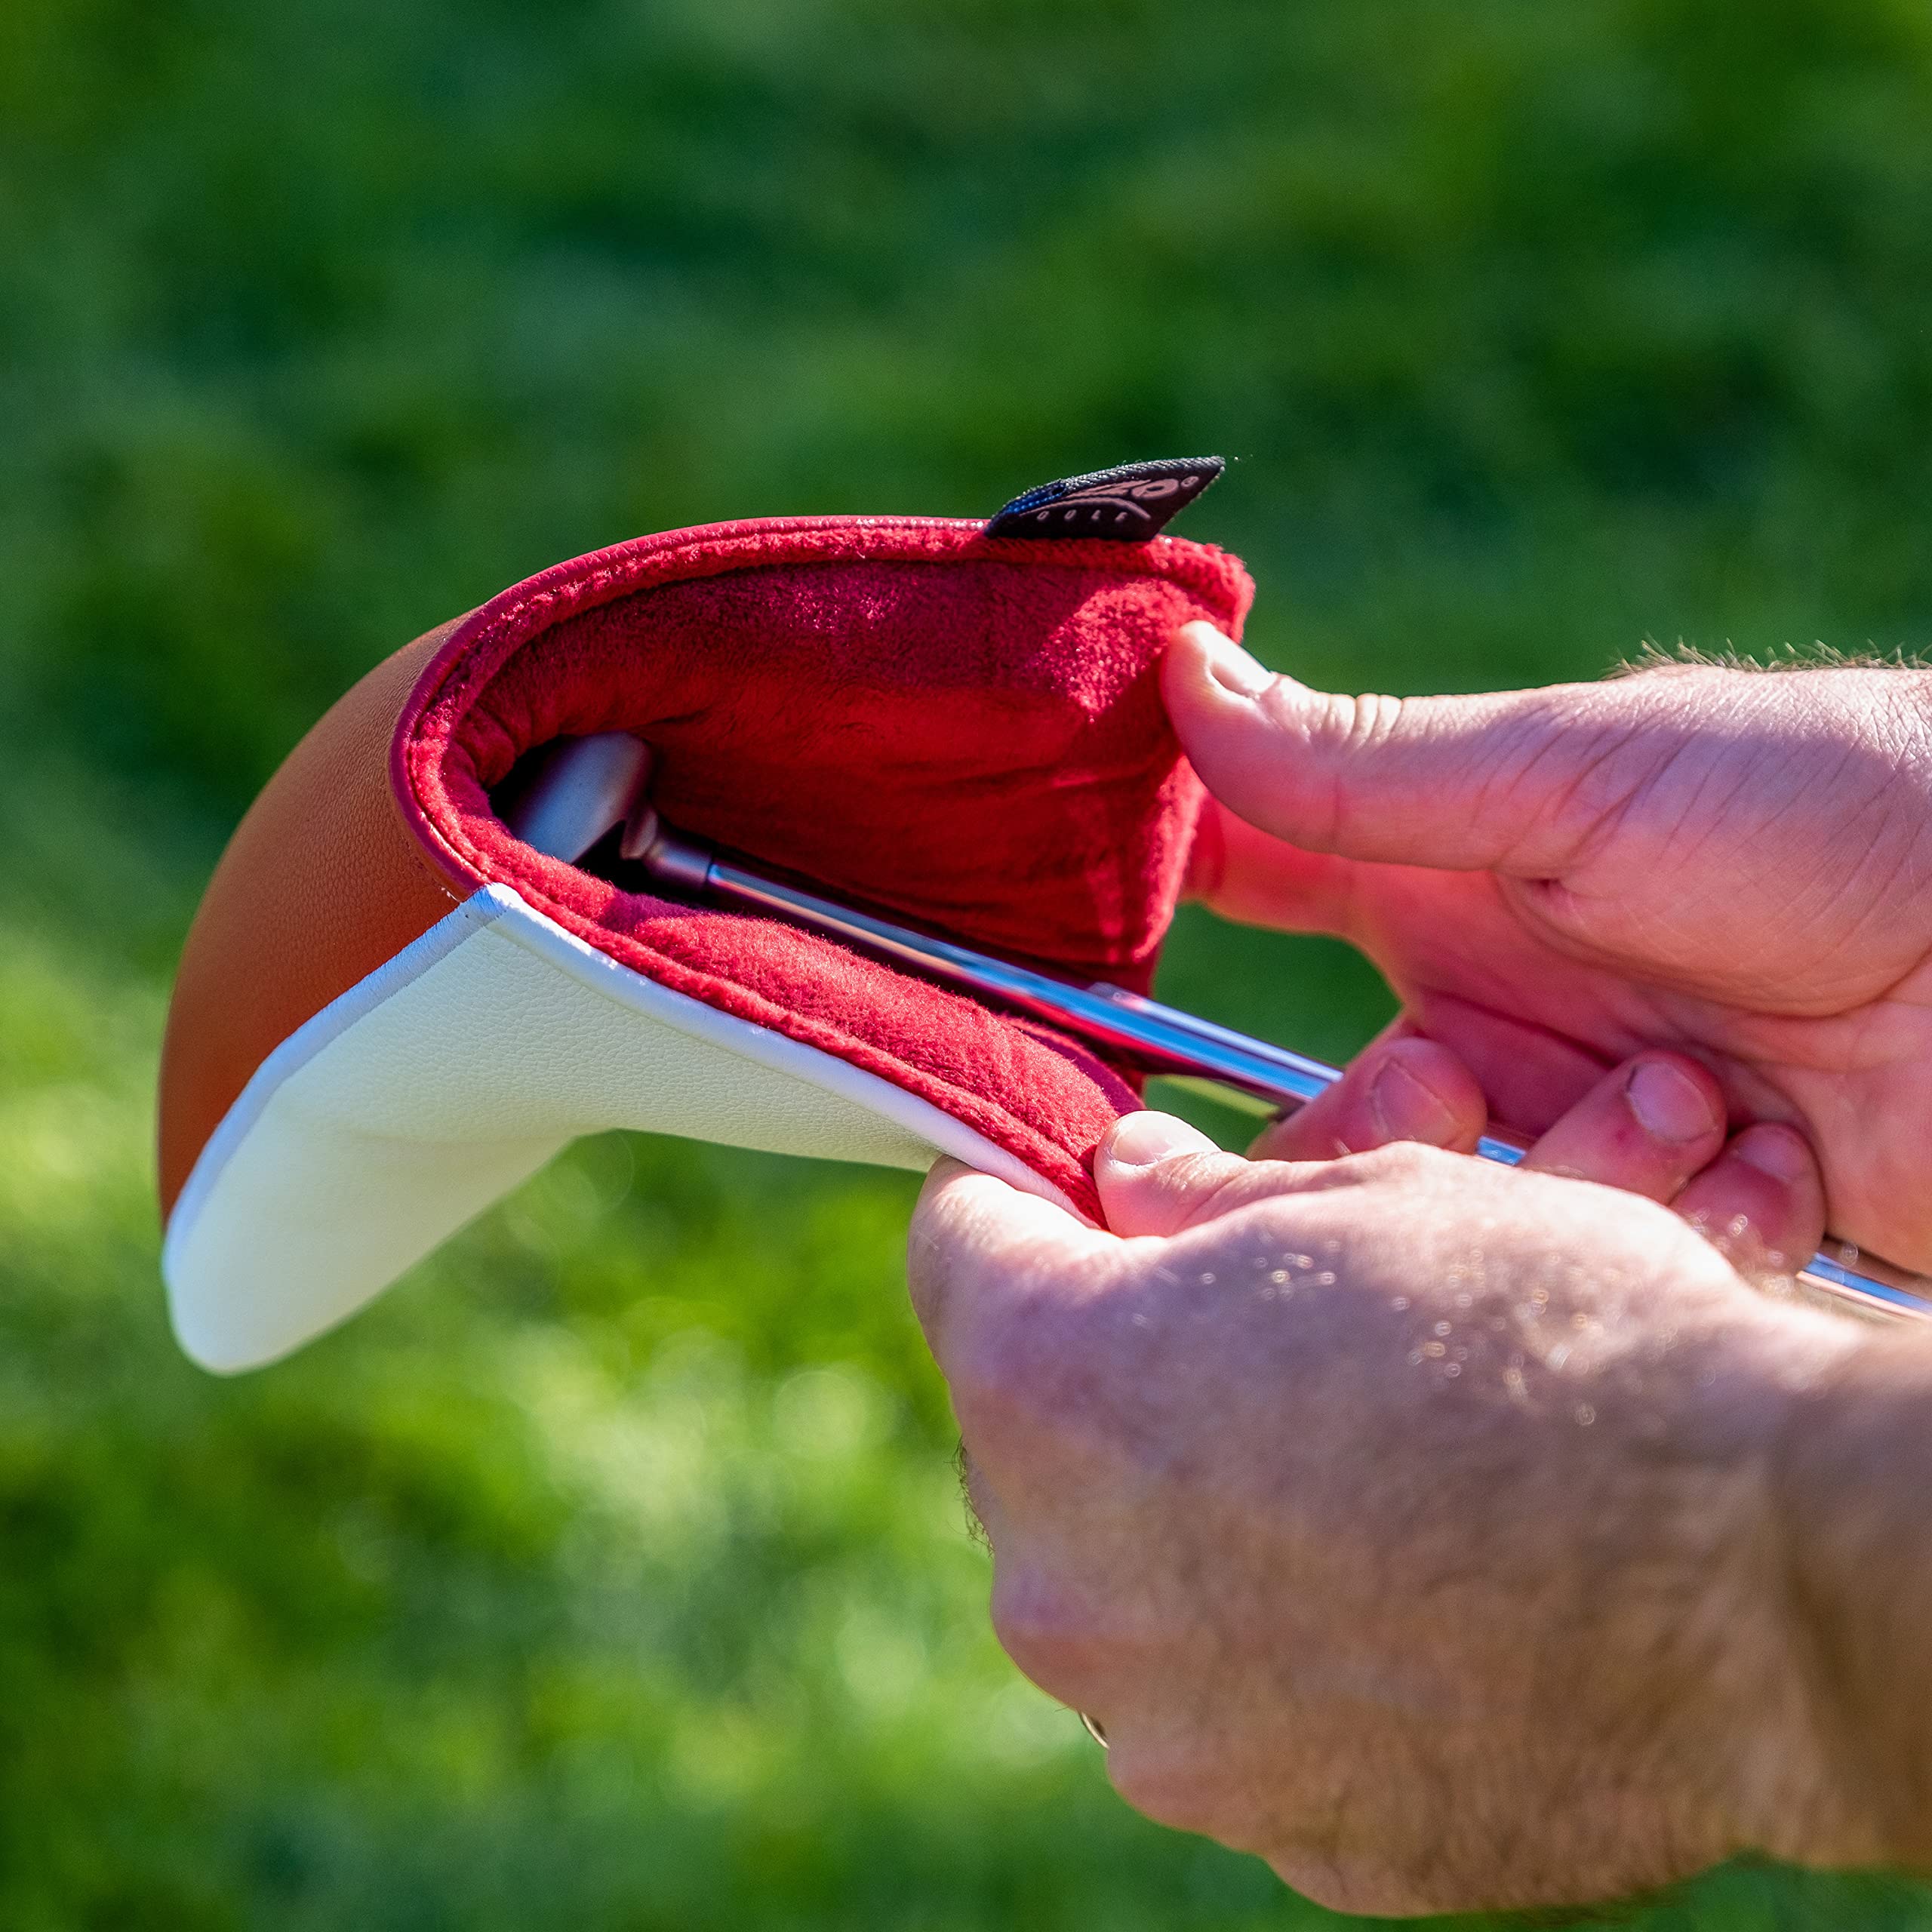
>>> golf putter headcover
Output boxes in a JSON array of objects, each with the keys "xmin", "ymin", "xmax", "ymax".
[{"xmin": 158, "ymin": 461, "xmax": 1253, "ymax": 1370}]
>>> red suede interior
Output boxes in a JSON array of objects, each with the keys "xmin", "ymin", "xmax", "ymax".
[{"xmin": 395, "ymin": 517, "xmax": 1253, "ymax": 1218}]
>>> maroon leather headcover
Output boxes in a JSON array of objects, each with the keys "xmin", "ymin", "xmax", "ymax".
[{"xmin": 162, "ymin": 512, "xmax": 1253, "ymax": 1228}]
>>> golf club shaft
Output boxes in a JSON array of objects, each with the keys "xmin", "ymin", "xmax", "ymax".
[{"xmin": 649, "ymin": 831, "xmax": 1932, "ymax": 1323}]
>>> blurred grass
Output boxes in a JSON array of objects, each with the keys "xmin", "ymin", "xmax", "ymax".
[{"xmin": 5, "ymin": 0, "xmax": 1932, "ymax": 1924}]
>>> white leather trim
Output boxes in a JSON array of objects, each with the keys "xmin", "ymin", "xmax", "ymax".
[{"xmin": 164, "ymin": 884, "xmax": 1082, "ymax": 1374}]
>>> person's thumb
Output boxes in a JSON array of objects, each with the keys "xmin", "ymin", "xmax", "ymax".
[
  {"xmin": 1165, "ymin": 620, "xmax": 1616, "ymax": 875},
  {"xmin": 1093, "ymin": 1111, "xmax": 1376, "ymax": 1239}
]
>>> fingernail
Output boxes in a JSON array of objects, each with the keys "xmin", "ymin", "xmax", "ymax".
[
  {"xmin": 1733, "ymin": 1123, "xmax": 1814, "ymax": 1184},
  {"xmin": 1192, "ymin": 626, "xmax": 1275, "ymax": 700},
  {"xmin": 1626, "ymin": 1059, "xmax": 1722, "ymax": 1145},
  {"xmin": 1104, "ymin": 1111, "xmax": 1219, "ymax": 1170},
  {"xmin": 1369, "ymin": 1051, "xmax": 1459, "ymax": 1145}
]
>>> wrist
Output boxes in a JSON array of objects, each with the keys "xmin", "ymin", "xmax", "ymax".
[{"xmin": 1764, "ymin": 1324, "xmax": 1932, "ymax": 1872}]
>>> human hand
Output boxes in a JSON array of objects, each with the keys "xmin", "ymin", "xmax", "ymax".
[
  {"xmin": 1234, "ymin": 1019, "xmax": 1825, "ymax": 1284},
  {"xmin": 1164, "ymin": 631, "xmax": 1932, "ymax": 1269},
  {"xmin": 909, "ymin": 1119, "xmax": 1872, "ymax": 1914}
]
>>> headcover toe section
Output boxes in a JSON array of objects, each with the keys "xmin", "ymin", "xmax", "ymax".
[
  {"xmin": 165, "ymin": 886, "xmax": 1079, "ymax": 1372},
  {"xmin": 160, "ymin": 511, "xmax": 1256, "ymax": 1367}
]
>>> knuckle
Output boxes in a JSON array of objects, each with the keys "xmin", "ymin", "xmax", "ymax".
[
  {"xmin": 1346, "ymin": 1138, "xmax": 1444, "ymax": 1188},
  {"xmin": 1166, "ymin": 1154, "xmax": 1274, "ymax": 1231},
  {"xmin": 1303, "ymin": 693, "xmax": 1407, "ymax": 850},
  {"xmin": 1150, "ymin": 1148, "xmax": 1236, "ymax": 1197},
  {"xmin": 1316, "ymin": 689, "xmax": 1405, "ymax": 755}
]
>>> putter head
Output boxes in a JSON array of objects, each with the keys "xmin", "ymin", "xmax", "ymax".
[
  {"xmin": 494, "ymin": 731, "xmax": 655, "ymax": 864},
  {"xmin": 157, "ymin": 486, "xmax": 1254, "ymax": 1371},
  {"xmin": 498, "ymin": 732, "xmax": 712, "ymax": 894}
]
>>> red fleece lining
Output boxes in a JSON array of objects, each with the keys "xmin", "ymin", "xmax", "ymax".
[{"xmin": 396, "ymin": 517, "xmax": 1253, "ymax": 1217}]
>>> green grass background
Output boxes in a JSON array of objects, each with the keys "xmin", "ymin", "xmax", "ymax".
[{"xmin": 6, "ymin": 1, "xmax": 1932, "ymax": 1924}]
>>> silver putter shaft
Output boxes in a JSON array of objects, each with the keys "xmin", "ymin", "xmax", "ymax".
[{"xmin": 503, "ymin": 734, "xmax": 1932, "ymax": 1323}]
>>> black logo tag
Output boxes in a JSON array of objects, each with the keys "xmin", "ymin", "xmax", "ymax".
[{"xmin": 984, "ymin": 457, "xmax": 1223, "ymax": 542}]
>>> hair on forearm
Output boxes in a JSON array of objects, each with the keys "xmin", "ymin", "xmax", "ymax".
[{"xmin": 1616, "ymin": 641, "xmax": 1929, "ymax": 677}]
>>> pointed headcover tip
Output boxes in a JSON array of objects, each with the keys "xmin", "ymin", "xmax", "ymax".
[{"xmin": 984, "ymin": 457, "xmax": 1224, "ymax": 543}]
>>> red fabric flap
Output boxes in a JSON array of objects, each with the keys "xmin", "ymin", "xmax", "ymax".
[{"xmin": 396, "ymin": 515, "xmax": 1254, "ymax": 1217}]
